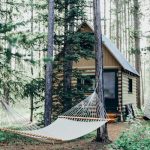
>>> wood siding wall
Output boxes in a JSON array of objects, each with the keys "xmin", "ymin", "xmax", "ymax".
[
  {"xmin": 75, "ymin": 22, "xmax": 121, "ymax": 70},
  {"xmin": 73, "ymin": 46, "xmax": 121, "ymax": 70},
  {"xmin": 122, "ymin": 73, "xmax": 137, "ymax": 105}
]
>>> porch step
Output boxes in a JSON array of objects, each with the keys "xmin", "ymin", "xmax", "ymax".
[
  {"xmin": 108, "ymin": 118, "xmax": 117, "ymax": 123},
  {"xmin": 107, "ymin": 113, "xmax": 119, "ymax": 123},
  {"xmin": 107, "ymin": 113, "xmax": 118, "ymax": 118}
]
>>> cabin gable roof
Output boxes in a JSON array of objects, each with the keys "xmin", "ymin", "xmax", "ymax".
[{"xmin": 79, "ymin": 22, "xmax": 139, "ymax": 76}]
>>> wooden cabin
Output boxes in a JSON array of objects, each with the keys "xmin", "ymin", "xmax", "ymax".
[{"xmin": 73, "ymin": 22, "xmax": 139, "ymax": 121}]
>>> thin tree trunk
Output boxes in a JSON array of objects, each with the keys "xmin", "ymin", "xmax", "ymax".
[
  {"xmin": 124, "ymin": 1, "xmax": 128, "ymax": 59},
  {"xmin": 103, "ymin": 0, "xmax": 106, "ymax": 35},
  {"xmin": 115, "ymin": 0, "xmax": 119, "ymax": 49},
  {"xmin": 119, "ymin": 5, "xmax": 122, "ymax": 51},
  {"xmin": 131, "ymin": 8, "xmax": 135, "ymax": 67},
  {"xmin": 140, "ymin": 63, "xmax": 145, "ymax": 106},
  {"xmin": 44, "ymin": 0, "xmax": 54, "ymax": 126},
  {"xmin": 4, "ymin": 84, "xmax": 9, "ymax": 105},
  {"xmin": 38, "ymin": 21, "xmax": 41, "ymax": 78},
  {"xmin": 128, "ymin": 0, "xmax": 131, "ymax": 63},
  {"xmin": 133, "ymin": 0, "xmax": 141, "ymax": 109},
  {"xmin": 4, "ymin": 0, "xmax": 10, "ymax": 105},
  {"xmin": 31, "ymin": 0, "xmax": 34, "ymax": 76},
  {"xmin": 30, "ymin": 95, "xmax": 34, "ymax": 122},
  {"xmin": 93, "ymin": 0, "xmax": 109, "ymax": 143},
  {"xmin": 109, "ymin": 0, "xmax": 112, "ymax": 39},
  {"xmin": 30, "ymin": 0, "xmax": 34, "ymax": 122}
]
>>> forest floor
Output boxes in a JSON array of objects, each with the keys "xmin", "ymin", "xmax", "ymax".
[{"xmin": 0, "ymin": 122, "xmax": 128, "ymax": 150}]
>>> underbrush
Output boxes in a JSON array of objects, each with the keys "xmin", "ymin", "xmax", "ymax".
[
  {"xmin": 111, "ymin": 120, "xmax": 150, "ymax": 150},
  {"xmin": 0, "ymin": 131, "xmax": 39, "ymax": 145}
]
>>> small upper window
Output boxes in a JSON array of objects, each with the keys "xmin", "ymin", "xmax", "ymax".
[{"xmin": 128, "ymin": 78, "xmax": 133, "ymax": 93}]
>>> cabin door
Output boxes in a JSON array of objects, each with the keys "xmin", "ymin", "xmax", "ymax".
[{"xmin": 104, "ymin": 70, "xmax": 118, "ymax": 112}]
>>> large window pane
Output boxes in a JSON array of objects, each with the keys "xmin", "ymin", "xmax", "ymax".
[{"xmin": 104, "ymin": 72, "xmax": 116, "ymax": 99}]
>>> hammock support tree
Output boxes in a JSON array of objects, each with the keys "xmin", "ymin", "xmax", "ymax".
[
  {"xmin": 0, "ymin": 91, "xmax": 108, "ymax": 142},
  {"xmin": 144, "ymin": 100, "xmax": 150, "ymax": 119}
]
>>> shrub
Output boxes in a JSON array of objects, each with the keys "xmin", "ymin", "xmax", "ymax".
[
  {"xmin": 0, "ymin": 131, "xmax": 39, "ymax": 144},
  {"xmin": 111, "ymin": 121, "xmax": 150, "ymax": 150}
]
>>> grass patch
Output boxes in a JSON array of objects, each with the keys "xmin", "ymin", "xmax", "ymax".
[
  {"xmin": 78, "ymin": 131, "xmax": 96, "ymax": 141},
  {"xmin": 110, "ymin": 120, "xmax": 150, "ymax": 150},
  {"xmin": 0, "ymin": 131, "xmax": 40, "ymax": 145}
]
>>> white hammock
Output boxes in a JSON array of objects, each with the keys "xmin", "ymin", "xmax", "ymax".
[
  {"xmin": 4, "ymin": 118, "xmax": 106, "ymax": 141},
  {"xmin": 0, "ymin": 91, "xmax": 108, "ymax": 142}
]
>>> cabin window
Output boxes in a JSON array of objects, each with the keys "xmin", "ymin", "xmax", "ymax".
[
  {"xmin": 103, "ymin": 72, "xmax": 116, "ymax": 99},
  {"xmin": 128, "ymin": 78, "xmax": 133, "ymax": 93},
  {"xmin": 77, "ymin": 75, "xmax": 95, "ymax": 92}
]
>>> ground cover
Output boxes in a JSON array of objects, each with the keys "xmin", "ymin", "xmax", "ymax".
[{"xmin": 0, "ymin": 122, "xmax": 127, "ymax": 150}]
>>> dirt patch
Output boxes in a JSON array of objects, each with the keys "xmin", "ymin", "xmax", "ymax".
[
  {"xmin": 107, "ymin": 122, "xmax": 128, "ymax": 141},
  {"xmin": 0, "ymin": 122, "xmax": 128, "ymax": 150}
]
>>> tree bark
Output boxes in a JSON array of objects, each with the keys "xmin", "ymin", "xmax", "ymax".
[
  {"xmin": 109, "ymin": 0, "xmax": 112, "ymax": 39},
  {"xmin": 30, "ymin": 95, "xmax": 34, "ymax": 122},
  {"xmin": 114, "ymin": 0, "xmax": 119, "ymax": 49},
  {"xmin": 30, "ymin": 0, "xmax": 34, "ymax": 122},
  {"xmin": 93, "ymin": 0, "xmax": 109, "ymax": 142},
  {"xmin": 104, "ymin": 0, "xmax": 106, "ymax": 35},
  {"xmin": 128, "ymin": 0, "xmax": 131, "ymax": 63},
  {"xmin": 124, "ymin": 1, "xmax": 128, "ymax": 59},
  {"xmin": 44, "ymin": 0, "xmax": 54, "ymax": 126},
  {"xmin": 133, "ymin": 0, "xmax": 141, "ymax": 109},
  {"xmin": 63, "ymin": 0, "xmax": 73, "ymax": 112}
]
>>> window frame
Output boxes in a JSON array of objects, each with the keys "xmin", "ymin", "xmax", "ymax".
[
  {"xmin": 77, "ymin": 75, "xmax": 95, "ymax": 92},
  {"xmin": 128, "ymin": 78, "xmax": 133, "ymax": 94}
]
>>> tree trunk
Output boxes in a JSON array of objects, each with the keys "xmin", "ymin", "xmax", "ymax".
[
  {"xmin": 93, "ymin": 0, "xmax": 109, "ymax": 143},
  {"xmin": 4, "ymin": 84, "xmax": 9, "ymax": 105},
  {"xmin": 124, "ymin": 1, "xmax": 128, "ymax": 59},
  {"xmin": 30, "ymin": 95, "xmax": 34, "ymax": 122},
  {"xmin": 44, "ymin": 0, "xmax": 54, "ymax": 126},
  {"xmin": 109, "ymin": 0, "xmax": 112, "ymax": 39},
  {"xmin": 30, "ymin": 0, "xmax": 34, "ymax": 122},
  {"xmin": 133, "ymin": 0, "xmax": 141, "ymax": 109},
  {"xmin": 119, "ymin": 4, "xmax": 122, "ymax": 51},
  {"xmin": 127, "ymin": 0, "xmax": 131, "ymax": 63},
  {"xmin": 114, "ymin": 0, "xmax": 119, "ymax": 49},
  {"xmin": 63, "ymin": 0, "xmax": 73, "ymax": 112},
  {"xmin": 103, "ymin": 0, "xmax": 106, "ymax": 35}
]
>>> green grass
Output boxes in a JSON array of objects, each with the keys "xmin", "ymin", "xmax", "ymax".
[
  {"xmin": 78, "ymin": 131, "xmax": 96, "ymax": 141},
  {"xmin": 0, "ymin": 131, "xmax": 40, "ymax": 145}
]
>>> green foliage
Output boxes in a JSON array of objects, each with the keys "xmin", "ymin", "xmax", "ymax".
[
  {"xmin": 53, "ymin": 0, "xmax": 95, "ymax": 113},
  {"xmin": 0, "ymin": 0, "xmax": 47, "ymax": 108},
  {"xmin": 130, "ymin": 47, "xmax": 141, "ymax": 54},
  {"xmin": 24, "ymin": 78, "xmax": 44, "ymax": 98},
  {"xmin": 0, "ymin": 0, "xmax": 94, "ymax": 124},
  {"xmin": 24, "ymin": 78, "xmax": 45, "ymax": 124},
  {"xmin": 0, "ymin": 131, "xmax": 39, "ymax": 144},
  {"xmin": 111, "ymin": 121, "xmax": 150, "ymax": 150},
  {"xmin": 43, "ymin": 56, "xmax": 54, "ymax": 63},
  {"xmin": 0, "ymin": 63, "xmax": 25, "ymax": 102}
]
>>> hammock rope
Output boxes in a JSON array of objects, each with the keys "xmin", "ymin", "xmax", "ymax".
[
  {"xmin": 0, "ymin": 91, "xmax": 108, "ymax": 142},
  {"xmin": 0, "ymin": 100, "xmax": 39, "ymax": 131},
  {"xmin": 61, "ymin": 91, "xmax": 107, "ymax": 120}
]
